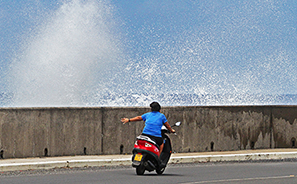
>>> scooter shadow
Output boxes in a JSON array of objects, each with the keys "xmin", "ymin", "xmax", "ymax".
[{"xmin": 136, "ymin": 173, "xmax": 184, "ymax": 177}]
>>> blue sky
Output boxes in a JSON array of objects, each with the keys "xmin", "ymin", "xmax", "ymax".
[{"xmin": 1, "ymin": 0, "xmax": 297, "ymax": 106}]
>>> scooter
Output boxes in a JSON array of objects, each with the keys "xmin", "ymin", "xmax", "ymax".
[{"xmin": 131, "ymin": 121, "xmax": 181, "ymax": 175}]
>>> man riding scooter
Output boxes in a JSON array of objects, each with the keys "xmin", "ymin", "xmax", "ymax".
[{"xmin": 121, "ymin": 102, "xmax": 175, "ymax": 157}]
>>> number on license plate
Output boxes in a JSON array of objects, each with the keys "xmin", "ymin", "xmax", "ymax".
[{"xmin": 134, "ymin": 154, "xmax": 143, "ymax": 161}]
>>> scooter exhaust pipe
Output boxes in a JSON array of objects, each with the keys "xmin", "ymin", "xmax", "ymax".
[{"xmin": 144, "ymin": 160, "xmax": 155, "ymax": 171}]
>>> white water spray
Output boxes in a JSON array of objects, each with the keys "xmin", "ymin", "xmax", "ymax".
[
  {"xmin": 4, "ymin": 0, "xmax": 297, "ymax": 107},
  {"xmin": 9, "ymin": 0, "xmax": 124, "ymax": 106}
]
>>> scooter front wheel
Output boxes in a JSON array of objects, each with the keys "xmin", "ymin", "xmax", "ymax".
[
  {"xmin": 156, "ymin": 167, "xmax": 165, "ymax": 175},
  {"xmin": 136, "ymin": 164, "xmax": 145, "ymax": 175}
]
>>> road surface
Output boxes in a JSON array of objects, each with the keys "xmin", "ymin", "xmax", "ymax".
[{"xmin": 1, "ymin": 161, "xmax": 297, "ymax": 184}]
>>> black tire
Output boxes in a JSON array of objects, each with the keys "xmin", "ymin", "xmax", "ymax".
[
  {"xmin": 156, "ymin": 167, "xmax": 165, "ymax": 175},
  {"xmin": 136, "ymin": 164, "xmax": 145, "ymax": 175}
]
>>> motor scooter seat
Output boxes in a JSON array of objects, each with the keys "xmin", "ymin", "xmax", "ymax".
[{"xmin": 136, "ymin": 135, "xmax": 159, "ymax": 149}]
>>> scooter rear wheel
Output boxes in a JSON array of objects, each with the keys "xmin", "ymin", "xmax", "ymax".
[
  {"xmin": 136, "ymin": 164, "xmax": 145, "ymax": 175},
  {"xmin": 156, "ymin": 167, "xmax": 165, "ymax": 175}
]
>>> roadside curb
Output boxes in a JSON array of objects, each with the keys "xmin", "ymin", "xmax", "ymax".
[
  {"xmin": 1, "ymin": 150, "xmax": 297, "ymax": 172},
  {"xmin": 169, "ymin": 151, "xmax": 297, "ymax": 164},
  {"xmin": 0, "ymin": 157, "xmax": 132, "ymax": 172}
]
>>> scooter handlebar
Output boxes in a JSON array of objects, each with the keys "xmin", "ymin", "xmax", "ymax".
[
  {"xmin": 161, "ymin": 129, "xmax": 177, "ymax": 135},
  {"xmin": 161, "ymin": 122, "xmax": 181, "ymax": 134}
]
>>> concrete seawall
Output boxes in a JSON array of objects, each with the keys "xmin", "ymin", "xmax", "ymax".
[{"xmin": 0, "ymin": 106, "xmax": 296, "ymax": 159}]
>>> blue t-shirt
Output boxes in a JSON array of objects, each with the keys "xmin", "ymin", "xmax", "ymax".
[{"xmin": 141, "ymin": 111, "xmax": 167, "ymax": 137}]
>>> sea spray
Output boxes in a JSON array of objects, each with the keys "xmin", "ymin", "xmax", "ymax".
[
  {"xmin": 8, "ymin": 0, "xmax": 124, "ymax": 106},
  {"xmin": 4, "ymin": 0, "xmax": 297, "ymax": 107}
]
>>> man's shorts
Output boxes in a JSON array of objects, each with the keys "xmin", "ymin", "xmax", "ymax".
[{"xmin": 141, "ymin": 133, "xmax": 163, "ymax": 147}]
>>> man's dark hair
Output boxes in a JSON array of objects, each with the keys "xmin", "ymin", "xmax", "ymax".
[{"xmin": 150, "ymin": 102, "xmax": 161, "ymax": 112}]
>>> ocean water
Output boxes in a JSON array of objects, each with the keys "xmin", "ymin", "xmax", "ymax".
[
  {"xmin": 1, "ymin": 92, "xmax": 297, "ymax": 107},
  {"xmin": 85, "ymin": 93, "xmax": 297, "ymax": 107}
]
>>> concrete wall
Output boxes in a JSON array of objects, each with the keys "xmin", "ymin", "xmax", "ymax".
[{"xmin": 0, "ymin": 106, "xmax": 296, "ymax": 159}]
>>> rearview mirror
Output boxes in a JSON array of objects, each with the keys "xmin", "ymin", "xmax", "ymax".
[{"xmin": 175, "ymin": 122, "xmax": 181, "ymax": 127}]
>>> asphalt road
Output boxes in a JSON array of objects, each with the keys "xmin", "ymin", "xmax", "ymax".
[{"xmin": 1, "ymin": 161, "xmax": 297, "ymax": 184}]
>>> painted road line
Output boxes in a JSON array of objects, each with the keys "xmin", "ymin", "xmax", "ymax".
[{"xmin": 180, "ymin": 175, "xmax": 296, "ymax": 184}]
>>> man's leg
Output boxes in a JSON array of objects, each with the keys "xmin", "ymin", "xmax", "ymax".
[{"xmin": 159, "ymin": 143, "xmax": 164, "ymax": 158}]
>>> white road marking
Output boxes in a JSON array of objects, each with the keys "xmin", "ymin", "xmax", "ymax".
[{"xmin": 180, "ymin": 175, "xmax": 296, "ymax": 184}]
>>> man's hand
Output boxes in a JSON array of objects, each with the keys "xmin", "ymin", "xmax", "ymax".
[{"xmin": 121, "ymin": 118, "xmax": 129, "ymax": 124}]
